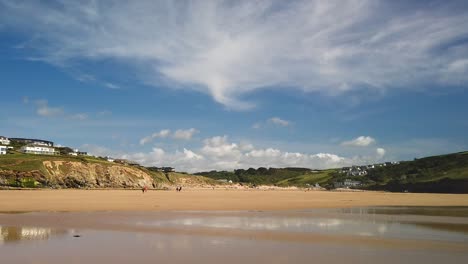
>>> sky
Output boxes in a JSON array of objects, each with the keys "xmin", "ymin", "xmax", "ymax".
[{"xmin": 0, "ymin": 0, "xmax": 467, "ymax": 172}]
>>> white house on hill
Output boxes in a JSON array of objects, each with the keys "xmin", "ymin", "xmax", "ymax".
[
  {"xmin": 69, "ymin": 149, "xmax": 88, "ymax": 156},
  {"xmin": 0, "ymin": 136, "xmax": 10, "ymax": 145},
  {"xmin": 0, "ymin": 145, "xmax": 7, "ymax": 155},
  {"xmin": 20, "ymin": 144, "xmax": 56, "ymax": 155}
]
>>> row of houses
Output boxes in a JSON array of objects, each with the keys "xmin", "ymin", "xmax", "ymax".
[
  {"xmin": 153, "ymin": 167, "xmax": 176, "ymax": 172},
  {"xmin": 334, "ymin": 179, "xmax": 362, "ymax": 188},
  {"xmin": 340, "ymin": 162, "xmax": 400, "ymax": 177},
  {"xmin": 20, "ymin": 144, "xmax": 56, "ymax": 155},
  {"xmin": 2, "ymin": 135, "xmax": 176, "ymax": 172},
  {"xmin": 335, "ymin": 162, "xmax": 401, "ymax": 188},
  {"xmin": 0, "ymin": 136, "xmax": 86, "ymax": 156},
  {"xmin": 340, "ymin": 166, "xmax": 369, "ymax": 177},
  {"xmin": 10, "ymin": 137, "xmax": 54, "ymax": 147}
]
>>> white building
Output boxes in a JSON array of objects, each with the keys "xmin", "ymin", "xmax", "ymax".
[
  {"xmin": 0, "ymin": 136, "xmax": 10, "ymax": 145},
  {"xmin": 334, "ymin": 179, "xmax": 362, "ymax": 188},
  {"xmin": 0, "ymin": 145, "xmax": 7, "ymax": 155},
  {"xmin": 20, "ymin": 144, "xmax": 56, "ymax": 155}
]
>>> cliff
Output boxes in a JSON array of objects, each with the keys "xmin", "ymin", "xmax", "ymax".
[
  {"xmin": 0, "ymin": 154, "xmax": 213, "ymax": 189},
  {"xmin": 0, "ymin": 160, "xmax": 154, "ymax": 188}
]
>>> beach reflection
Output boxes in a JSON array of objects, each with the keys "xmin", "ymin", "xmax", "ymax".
[
  {"xmin": 143, "ymin": 211, "xmax": 468, "ymax": 242},
  {"xmin": 339, "ymin": 206, "xmax": 468, "ymax": 217},
  {"xmin": 0, "ymin": 226, "xmax": 67, "ymax": 244},
  {"xmin": 0, "ymin": 208, "xmax": 467, "ymax": 264}
]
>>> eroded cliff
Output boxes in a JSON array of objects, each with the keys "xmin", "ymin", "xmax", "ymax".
[{"xmin": 1, "ymin": 160, "xmax": 155, "ymax": 188}]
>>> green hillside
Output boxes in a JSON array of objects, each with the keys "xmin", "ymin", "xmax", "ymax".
[
  {"xmin": 195, "ymin": 167, "xmax": 336, "ymax": 187},
  {"xmin": 276, "ymin": 170, "xmax": 334, "ymax": 186},
  {"xmin": 0, "ymin": 152, "xmax": 109, "ymax": 172},
  {"xmin": 196, "ymin": 151, "xmax": 468, "ymax": 193},
  {"xmin": 363, "ymin": 151, "xmax": 468, "ymax": 193}
]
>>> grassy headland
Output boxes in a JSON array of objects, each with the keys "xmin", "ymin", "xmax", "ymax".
[
  {"xmin": 0, "ymin": 152, "xmax": 214, "ymax": 189},
  {"xmin": 196, "ymin": 151, "xmax": 468, "ymax": 193}
]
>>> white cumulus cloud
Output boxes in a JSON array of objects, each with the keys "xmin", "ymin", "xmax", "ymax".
[
  {"xmin": 341, "ymin": 136, "xmax": 376, "ymax": 147},
  {"xmin": 111, "ymin": 136, "xmax": 382, "ymax": 172},
  {"xmin": 376, "ymin": 147, "xmax": 386, "ymax": 158}
]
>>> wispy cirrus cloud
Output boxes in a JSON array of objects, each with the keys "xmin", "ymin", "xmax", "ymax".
[
  {"xmin": 32, "ymin": 99, "xmax": 103, "ymax": 121},
  {"xmin": 104, "ymin": 82, "xmax": 120, "ymax": 90},
  {"xmin": 35, "ymin": 100, "xmax": 64, "ymax": 117},
  {"xmin": 97, "ymin": 110, "xmax": 112, "ymax": 117},
  {"xmin": 173, "ymin": 128, "xmax": 199, "ymax": 140},
  {"xmin": 1, "ymin": 0, "xmax": 468, "ymax": 109},
  {"xmin": 69, "ymin": 113, "xmax": 88, "ymax": 121},
  {"xmin": 268, "ymin": 117, "xmax": 290, "ymax": 127},
  {"xmin": 253, "ymin": 117, "xmax": 291, "ymax": 129},
  {"xmin": 140, "ymin": 129, "xmax": 171, "ymax": 145},
  {"xmin": 140, "ymin": 128, "xmax": 199, "ymax": 145}
]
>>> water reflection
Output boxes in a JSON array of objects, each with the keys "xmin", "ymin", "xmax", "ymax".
[
  {"xmin": 0, "ymin": 226, "xmax": 465, "ymax": 264},
  {"xmin": 141, "ymin": 211, "xmax": 468, "ymax": 242},
  {"xmin": 0, "ymin": 226, "xmax": 68, "ymax": 244},
  {"xmin": 339, "ymin": 206, "xmax": 468, "ymax": 217}
]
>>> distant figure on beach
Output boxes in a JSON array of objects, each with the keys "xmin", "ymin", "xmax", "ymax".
[
  {"xmin": 176, "ymin": 186, "xmax": 182, "ymax": 192},
  {"xmin": 142, "ymin": 186, "xmax": 148, "ymax": 193}
]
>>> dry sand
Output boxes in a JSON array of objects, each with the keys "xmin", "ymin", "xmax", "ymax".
[{"xmin": 1, "ymin": 189, "xmax": 468, "ymax": 212}]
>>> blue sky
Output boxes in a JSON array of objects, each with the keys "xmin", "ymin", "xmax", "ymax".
[{"xmin": 1, "ymin": 0, "xmax": 467, "ymax": 172}]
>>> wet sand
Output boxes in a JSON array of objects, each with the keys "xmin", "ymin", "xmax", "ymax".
[
  {"xmin": 1, "ymin": 209, "xmax": 468, "ymax": 264},
  {"xmin": 1, "ymin": 189, "xmax": 468, "ymax": 212},
  {"xmin": 2, "ymin": 190, "xmax": 468, "ymax": 263},
  {"xmin": 0, "ymin": 189, "xmax": 468, "ymax": 264}
]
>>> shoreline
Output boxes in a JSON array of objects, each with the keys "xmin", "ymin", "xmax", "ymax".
[{"xmin": 1, "ymin": 189, "xmax": 468, "ymax": 212}]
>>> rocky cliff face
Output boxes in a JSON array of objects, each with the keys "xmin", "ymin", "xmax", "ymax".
[{"xmin": 0, "ymin": 160, "xmax": 155, "ymax": 188}]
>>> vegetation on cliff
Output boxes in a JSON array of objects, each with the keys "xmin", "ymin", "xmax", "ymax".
[
  {"xmin": 363, "ymin": 151, "xmax": 468, "ymax": 193},
  {"xmin": 0, "ymin": 153, "xmax": 213, "ymax": 189},
  {"xmin": 196, "ymin": 151, "xmax": 468, "ymax": 193},
  {"xmin": 195, "ymin": 167, "xmax": 334, "ymax": 187}
]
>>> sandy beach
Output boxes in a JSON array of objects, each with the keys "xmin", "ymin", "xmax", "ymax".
[
  {"xmin": 1, "ymin": 189, "xmax": 468, "ymax": 212},
  {"xmin": 2, "ymin": 190, "xmax": 468, "ymax": 264}
]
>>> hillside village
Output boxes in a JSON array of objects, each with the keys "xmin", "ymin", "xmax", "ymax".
[
  {"xmin": 0, "ymin": 135, "xmax": 175, "ymax": 172},
  {"xmin": 335, "ymin": 162, "xmax": 400, "ymax": 188}
]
